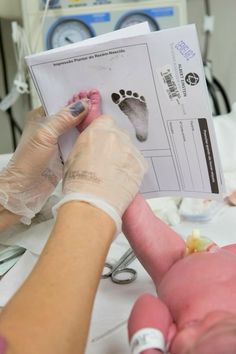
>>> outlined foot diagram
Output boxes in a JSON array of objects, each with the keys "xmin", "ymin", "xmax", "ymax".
[{"xmin": 111, "ymin": 90, "xmax": 149, "ymax": 142}]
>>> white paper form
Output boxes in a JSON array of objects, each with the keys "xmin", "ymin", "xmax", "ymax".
[
  {"xmin": 26, "ymin": 24, "xmax": 225, "ymax": 199},
  {"xmin": 27, "ymin": 22, "xmax": 151, "ymax": 160}
]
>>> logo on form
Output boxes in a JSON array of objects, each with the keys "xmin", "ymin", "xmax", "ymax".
[{"xmin": 185, "ymin": 72, "xmax": 200, "ymax": 86}]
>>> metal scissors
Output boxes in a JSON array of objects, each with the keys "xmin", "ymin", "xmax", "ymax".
[
  {"xmin": 0, "ymin": 248, "xmax": 26, "ymax": 265},
  {"xmin": 102, "ymin": 247, "xmax": 137, "ymax": 284}
]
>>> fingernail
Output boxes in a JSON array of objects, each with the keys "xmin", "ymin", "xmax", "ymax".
[{"xmin": 70, "ymin": 101, "xmax": 85, "ymax": 117}]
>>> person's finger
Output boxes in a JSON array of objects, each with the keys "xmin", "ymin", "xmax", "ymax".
[
  {"xmin": 82, "ymin": 114, "xmax": 133, "ymax": 143},
  {"xmin": 26, "ymin": 106, "xmax": 45, "ymax": 124},
  {"xmin": 40, "ymin": 99, "xmax": 89, "ymax": 144}
]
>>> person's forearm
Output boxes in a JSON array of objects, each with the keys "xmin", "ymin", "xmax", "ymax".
[
  {"xmin": 0, "ymin": 206, "xmax": 20, "ymax": 232},
  {"xmin": 0, "ymin": 201, "xmax": 115, "ymax": 354}
]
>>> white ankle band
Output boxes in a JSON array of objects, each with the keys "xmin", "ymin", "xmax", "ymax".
[{"xmin": 130, "ymin": 327, "xmax": 166, "ymax": 354}]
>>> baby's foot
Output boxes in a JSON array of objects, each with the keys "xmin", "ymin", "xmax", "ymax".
[
  {"xmin": 128, "ymin": 294, "xmax": 171, "ymax": 354},
  {"xmin": 111, "ymin": 90, "xmax": 149, "ymax": 142},
  {"xmin": 68, "ymin": 89, "xmax": 101, "ymax": 132}
]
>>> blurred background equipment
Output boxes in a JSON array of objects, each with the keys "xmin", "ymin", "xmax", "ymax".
[
  {"xmin": 202, "ymin": 0, "xmax": 231, "ymax": 116},
  {"xmin": 0, "ymin": 0, "xmax": 22, "ymax": 20},
  {"xmin": 0, "ymin": 0, "xmax": 187, "ymax": 152},
  {"xmin": 21, "ymin": 0, "xmax": 187, "ymax": 51},
  {"xmin": 21, "ymin": 0, "xmax": 187, "ymax": 107}
]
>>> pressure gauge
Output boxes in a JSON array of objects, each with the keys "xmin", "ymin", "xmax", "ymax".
[
  {"xmin": 115, "ymin": 12, "xmax": 159, "ymax": 32},
  {"xmin": 47, "ymin": 19, "xmax": 94, "ymax": 49}
]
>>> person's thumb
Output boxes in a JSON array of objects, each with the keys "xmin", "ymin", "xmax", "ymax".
[{"xmin": 43, "ymin": 99, "xmax": 89, "ymax": 142}]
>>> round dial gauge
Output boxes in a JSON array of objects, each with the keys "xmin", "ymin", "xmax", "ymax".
[
  {"xmin": 115, "ymin": 13, "xmax": 159, "ymax": 32},
  {"xmin": 47, "ymin": 19, "xmax": 94, "ymax": 49}
]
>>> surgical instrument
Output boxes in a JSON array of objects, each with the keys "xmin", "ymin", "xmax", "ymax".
[
  {"xmin": 0, "ymin": 247, "xmax": 26, "ymax": 265},
  {"xmin": 102, "ymin": 247, "xmax": 137, "ymax": 284}
]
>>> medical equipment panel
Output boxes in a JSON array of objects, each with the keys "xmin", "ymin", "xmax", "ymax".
[
  {"xmin": 34, "ymin": 0, "xmax": 186, "ymax": 11},
  {"xmin": 21, "ymin": 0, "xmax": 186, "ymax": 106},
  {"xmin": 21, "ymin": 0, "xmax": 187, "ymax": 51}
]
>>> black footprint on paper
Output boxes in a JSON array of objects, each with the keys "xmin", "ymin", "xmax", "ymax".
[{"xmin": 111, "ymin": 90, "xmax": 149, "ymax": 142}]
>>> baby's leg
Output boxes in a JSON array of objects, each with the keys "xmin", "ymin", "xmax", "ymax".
[
  {"xmin": 128, "ymin": 293, "xmax": 175, "ymax": 354},
  {"xmin": 122, "ymin": 194, "xmax": 185, "ymax": 284},
  {"xmin": 221, "ymin": 244, "xmax": 236, "ymax": 253},
  {"xmin": 68, "ymin": 89, "xmax": 101, "ymax": 132}
]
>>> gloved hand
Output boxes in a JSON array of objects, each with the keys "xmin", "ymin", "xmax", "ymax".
[
  {"xmin": 0, "ymin": 100, "xmax": 89, "ymax": 224},
  {"xmin": 54, "ymin": 115, "xmax": 148, "ymax": 233}
]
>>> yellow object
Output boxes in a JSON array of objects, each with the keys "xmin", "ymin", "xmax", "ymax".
[{"xmin": 186, "ymin": 229, "xmax": 218, "ymax": 254}]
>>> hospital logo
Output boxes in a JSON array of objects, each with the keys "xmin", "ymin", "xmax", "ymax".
[{"xmin": 185, "ymin": 72, "xmax": 200, "ymax": 86}]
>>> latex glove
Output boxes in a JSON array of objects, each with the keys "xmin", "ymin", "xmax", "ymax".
[
  {"xmin": 0, "ymin": 100, "xmax": 89, "ymax": 224},
  {"xmin": 54, "ymin": 115, "xmax": 148, "ymax": 233}
]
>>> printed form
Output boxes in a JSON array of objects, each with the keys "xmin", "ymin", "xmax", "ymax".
[{"xmin": 26, "ymin": 23, "xmax": 225, "ymax": 199}]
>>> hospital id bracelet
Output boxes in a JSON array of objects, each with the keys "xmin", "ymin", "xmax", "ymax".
[{"xmin": 130, "ymin": 327, "xmax": 166, "ymax": 354}]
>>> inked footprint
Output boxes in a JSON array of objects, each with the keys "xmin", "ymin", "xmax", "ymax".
[{"xmin": 111, "ymin": 90, "xmax": 149, "ymax": 142}]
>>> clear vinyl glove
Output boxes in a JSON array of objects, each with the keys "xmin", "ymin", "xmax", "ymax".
[
  {"xmin": 0, "ymin": 100, "xmax": 89, "ymax": 224},
  {"xmin": 54, "ymin": 115, "xmax": 148, "ymax": 234}
]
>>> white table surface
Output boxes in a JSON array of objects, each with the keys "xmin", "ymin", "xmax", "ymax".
[{"xmin": 0, "ymin": 154, "xmax": 236, "ymax": 354}]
